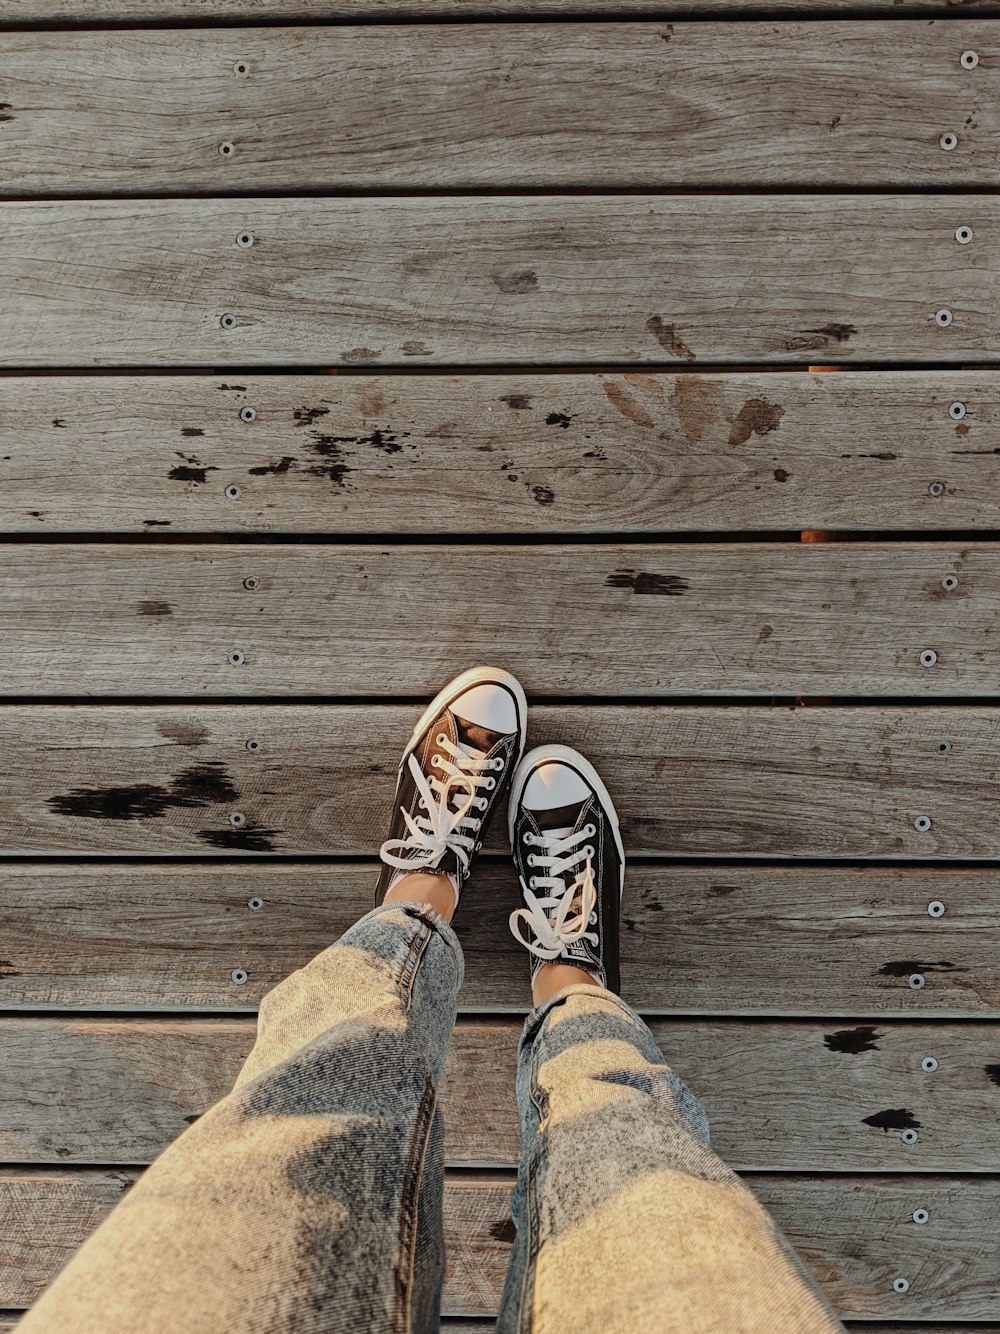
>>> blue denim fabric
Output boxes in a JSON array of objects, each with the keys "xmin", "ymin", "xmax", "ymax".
[{"xmin": 19, "ymin": 901, "xmax": 844, "ymax": 1334}]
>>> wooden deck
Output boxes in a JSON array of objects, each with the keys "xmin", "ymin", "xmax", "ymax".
[{"xmin": 2, "ymin": 0, "xmax": 1000, "ymax": 1328}]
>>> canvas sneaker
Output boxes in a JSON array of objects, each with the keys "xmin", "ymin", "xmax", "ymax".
[
  {"xmin": 375, "ymin": 666, "xmax": 527, "ymax": 909},
  {"xmin": 508, "ymin": 744, "xmax": 625, "ymax": 993}
]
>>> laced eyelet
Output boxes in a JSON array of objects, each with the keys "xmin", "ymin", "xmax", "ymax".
[
  {"xmin": 483, "ymin": 776, "xmax": 496, "ymax": 790},
  {"xmin": 584, "ymin": 823, "xmax": 596, "ymax": 837},
  {"xmin": 435, "ymin": 733, "xmax": 447, "ymax": 746},
  {"xmin": 526, "ymin": 853, "xmax": 536, "ymax": 866},
  {"xmin": 523, "ymin": 832, "xmax": 535, "ymax": 845},
  {"xmin": 430, "ymin": 754, "xmax": 442, "ymax": 768},
  {"xmin": 528, "ymin": 876, "xmax": 538, "ymax": 889},
  {"xmin": 492, "ymin": 756, "xmax": 505, "ymax": 770},
  {"xmin": 476, "ymin": 797, "xmax": 488, "ymax": 811}
]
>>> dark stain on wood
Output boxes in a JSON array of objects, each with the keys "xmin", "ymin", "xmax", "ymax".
[
  {"xmin": 646, "ymin": 317, "xmax": 695, "ymax": 361},
  {"xmin": 219, "ymin": 384, "xmax": 247, "ymax": 392},
  {"xmin": 136, "ymin": 600, "xmax": 173, "ymax": 617},
  {"xmin": 293, "ymin": 406, "xmax": 331, "ymax": 427},
  {"xmin": 545, "ymin": 412, "xmax": 574, "ymax": 428},
  {"xmin": 343, "ymin": 348, "xmax": 383, "ymax": 363},
  {"xmin": 857, "ymin": 452, "xmax": 897, "ymax": 460},
  {"xmin": 181, "ymin": 428, "xmax": 205, "ymax": 437},
  {"xmin": 607, "ymin": 570, "xmax": 689, "ymax": 595},
  {"xmin": 52, "ymin": 418, "xmax": 67, "ymax": 428},
  {"xmin": 143, "ymin": 519, "xmax": 172, "ymax": 527},
  {"xmin": 490, "ymin": 1218, "xmax": 517, "ymax": 1244},
  {"xmin": 785, "ymin": 323, "xmax": 857, "ymax": 352},
  {"xmin": 168, "ymin": 463, "xmax": 218, "ymax": 483},
  {"xmin": 303, "ymin": 434, "xmax": 352, "ymax": 489},
  {"xmin": 156, "ymin": 721, "xmax": 208, "ymax": 747},
  {"xmin": 48, "ymin": 761, "xmax": 239, "ymax": 822},
  {"xmin": 0, "ymin": 103, "xmax": 14, "ymax": 123},
  {"xmin": 603, "ymin": 381, "xmax": 654, "ymax": 428},
  {"xmin": 532, "ymin": 485, "xmax": 555, "ymax": 505},
  {"xmin": 728, "ymin": 398, "xmax": 785, "ymax": 446},
  {"xmin": 829, "ymin": 115, "xmax": 841, "ymax": 131},
  {"xmin": 824, "ymin": 1025, "xmax": 881, "ymax": 1055},
  {"xmin": 983, "ymin": 1064, "xmax": 1000, "ymax": 1087},
  {"xmin": 952, "ymin": 446, "xmax": 1000, "ymax": 455},
  {"xmin": 197, "ymin": 821, "xmax": 281, "ymax": 852},
  {"xmin": 773, "ymin": 468, "xmax": 790, "ymax": 482},
  {"xmin": 862, "ymin": 1108, "xmax": 921, "ymax": 1133},
  {"xmin": 708, "ymin": 884, "xmax": 738, "ymax": 897},
  {"xmin": 670, "ymin": 375, "xmax": 718, "ymax": 444},
  {"xmin": 500, "ymin": 394, "xmax": 533, "ymax": 410},
  {"xmin": 249, "ymin": 456, "xmax": 297, "ymax": 476},
  {"xmin": 0, "ymin": 960, "xmax": 22, "ymax": 978},
  {"xmin": 402, "ymin": 341, "xmax": 432, "ymax": 357},
  {"xmin": 492, "ymin": 269, "xmax": 538, "ymax": 294},
  {"xmin": 879, "ymin": 960, "xmax": 964, "ymax": 976},
  {"xmin": 659, "ymin": 25, "xmax": 673, "ymax": 40}
]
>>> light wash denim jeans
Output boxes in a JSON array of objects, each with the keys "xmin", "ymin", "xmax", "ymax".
[{"xmin": 19, "ymin": 900, "xmax": 845, "ymax": 1334}]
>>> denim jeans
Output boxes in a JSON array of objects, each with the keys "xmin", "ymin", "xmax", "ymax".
[{"xmin": 19, "ymin": 900, "xmax": 845, "ymax": 1334}]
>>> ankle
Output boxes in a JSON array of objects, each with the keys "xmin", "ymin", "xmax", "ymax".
[
  {"xmin": 532, "ymin": 960, "xmax": 605, "ymax": 1008},
  {"xmin": 383, "ymin": 870, "xmax": 458, "ymax": 923}
]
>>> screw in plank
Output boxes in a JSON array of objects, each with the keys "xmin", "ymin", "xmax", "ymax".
[
  {"xmin": 245, "ymin": 738, "xmax": 261, "ymax": 752},
  {"xmin": 919, "ymin": 649, "xmax": 938, "ymax": 668},
  {"xmin": 927, "ymin": 900, "xmax": 945, "ymax": 918},
  {"xmin": 239, "ymin": 406, "xmax": 257, "ymax": 422},
  {"xmin": 955, "ymin": 226, "xmax": 973, "ymax": 245},
  {"xmin": 247, "ymin": 897, "xmax": 264, "ymax": 911},
  {"xmin": 901, "ymin": 1129, "xmax": 918, "ymax": 1145},
  {"xmin": 935, "ymin": 308, "xmax": 953, "ymax": 327},
  {"xmin": 219, "ymin": 141, "xmax": 236, "ymax": 157},
  {"xmin": 960, "ymin": 51, "xmax": 979, "ymax": 70},
  {"xmin": 941, "ymin": 575, "xmax": 959, "ymax": 591},
  {"xmin": 921, "ymin": 1057, "xmax": 938, "ymax": 1074},
  {"xmin": 928, "ymin": 481, "xmax": 945, "ymax": 498},
  {"xmin": 220, "ymin": 313, "xmax": 238, "ymax": 331},
  {"xmin": 243, "ymin": 576, "xmax": 260, "ymax": 591},
  {"xmin": 233, "ymin": 59, "xmax": 250, "ymax": 76},
  {"xmin": 939, "ymin": 132, "xmax": 958, "ymax": 151},
  {"xmin": 912, "ymin": 1208, "xmax": 929, "ymax": 1224},
  {"xmin": 908, "ymin": 973, "xmax": 926, "ymax": 989},
  {"xmin": 236, "ymin": 231, "xmax": 255, "ymax": 249},
  {"xmin": 948, "ymin": 401, "xmax": 966, "ymax": 421},
  {"xmin": 225, "ymin": 484, "xmax": 241, "ymax": 500},
  {"xmin": 893, "ymin": 1277, "xmax": 910, "ymax": 1294},
  {"xmin": 229, "ymin": 811, "xmax": 246, "ymax": 827},
  {"xmin": 231, "ymin": 968, "xmax": 249, "ymax": 985},
  {"xmin": 937, "ymin": 739, "xmax": 952, "ymax": 752},
  {"xmin": 913, "ymin": 815, "xmax": 932, "ymax": 832},
  {"xmin": 228, "ymin": 649, "xmax": 245, "ymax": 666}
]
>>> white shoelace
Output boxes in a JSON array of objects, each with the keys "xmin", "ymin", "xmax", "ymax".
[
  {"xmin": 509, "ymin": 823, "xmax": 599, "ymax": 961},
  {"xmin": 380, "ymin": 733, "xmax": 502, "ymax": 875}
]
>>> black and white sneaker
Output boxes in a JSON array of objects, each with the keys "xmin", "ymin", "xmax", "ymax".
[
  {"xmin": 508, "ymin": 744, "xmax": 625, "ymax": 993},
  {"xmin": 375, "ymin": 666, "xmax": 528, "ymax": 909}
]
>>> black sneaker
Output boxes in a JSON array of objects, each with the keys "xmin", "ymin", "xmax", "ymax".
[
  {"xmin": 508, "ymin": 744, "xmax": 625, "ymax": 993},
  {"xmin": 375, "ymin": 666, "xmax": 527, "ymax": 908}
]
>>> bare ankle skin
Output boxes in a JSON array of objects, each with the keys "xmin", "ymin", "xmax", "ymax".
[
  {"xmin": 532, "ymin": 960, "xmax": 607, "ymax": 1008},
  {"xmin": 383, "ymin": 870, "xmax": 457, "ymax": 923}
]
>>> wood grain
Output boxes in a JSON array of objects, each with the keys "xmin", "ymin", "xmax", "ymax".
[
  {"xmin": 1, "ymin": 23, "xmax": 994, "ymax": 191},
  {"xmin": 2, "ymin": 371, "xmax": 999, "ymax": 535},
  {"xmin": 2, "ymin": 1170, "xmax": 998, "ymax": 1319},
  {"xmin": 3, "ymin": 705, "xmax": 1000, "ymax": 859},
  {"xmin": 1, "ymin": 196, "xmax": 994, "ymax": 366},
  {"xmin": 3, "ymin": 1015, "xmax": 998, "ymax": 1172},
  {"xmin": 1, "ymin": 863, "xmax": 996, "ymax": 1015},
  {"xmin": 1, "ymin": 541, "xmax": 993, "ymax": 696}
]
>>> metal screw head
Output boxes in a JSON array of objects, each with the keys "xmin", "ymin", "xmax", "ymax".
[
  {"xmin": 245, "ymin": 738, "xmax": 261, "ymax": 752},
  {"xmin": 233, "ymin": 59, "xmax": 250, "ymax": 76},
  {"xmin": 239, "ymin": 405, "xmax": 256, "ymax": 422},
  {"xmin": 961, "ymin": 50, "xmax": 979, "ymax": 70},
  {"xmin": 912, "ymin": 1208, "xmax": 929, "ymax": 1224},
  {"xmin": 941, "ymin": 575, "xmax": 959, "ymax": 591},
  {"xmin": 938, "ymin": 739, "xmax": 952, "ymax": 752},
  {"xmin": 228, "ymin": 649, "xmax": 245, "ymax": 666},
  {"xmin": 955, "ymin": 226, "xmax": 973, "ymax": 245},
  {"xmin": 901, "ymin": 1129, "xmax": 919, "ymax": 1145},
  {"xmin": 914, "ymin": 815, "xmax": 932, "ymax": 832},
  {"xmin": 893, "ymin": 1277, "xmax": 910, "ymax": 1294},
  {"xmin": 948, "ymin": 401, "xmax": 966, "ymax": 421},
  {"xmin": 243, "ymin": 576, "xmax": 260, "ymax": 591},
  {"xmin": 236, "ymin": 231, "xmax": 254, "ymax": 249},
  {"xmin": 921, "ymin": 1057, "xmax": 939, "ymax": 1073},
  {"xmin": 220, "ymin": 313, "xmax": 237, "ymax": 330},
  {"xmin": 927, "ymin": 899, "xmax": 946, "ymax": 917},
  {"xmin": 940, "ymin": 132, "xmax": 958, "ymax": 151},
  {"xmin": 928, "ymin": 481, "xmax": 945, "ymax": 497},
  {"xmin": 231, "ymin": 968, "xmax": 249, "ymax": 985},
  {"xmin": 225, "ymin": 484, "xmax": 241, "ymax": 500},
  {"xmin": 247, "ymin": 897, "xmax": 264, "ymax": 911},
  {"xmin": 920, "ymin": 648, "xmax": 938, "ymax": 668},
  {"xmin": 229, "ymin": 811, "xmax": 246, "ymax": 827},
  {"xmin": 219, "ymin": 141, "xmax": 235, "ymax": 157},
  {"xmin": 935, "ymin": 308, "xmax": 953, "ymax": 327},
  {"xmin": 909, "ymin": 973, "xmax": 926, "ymax": 989}
]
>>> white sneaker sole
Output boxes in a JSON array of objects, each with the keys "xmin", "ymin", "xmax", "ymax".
[
  {"xmin": 404, "ymin": 665, "xmax": 529, "ymax": 768},
  {"xmin": 508, "ymin": 742, "xmax": 626, "ymax": 897}
]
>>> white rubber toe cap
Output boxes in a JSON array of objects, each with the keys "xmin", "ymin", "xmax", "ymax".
[
  {"xmin": 452, "ymin": 682, "xmax": 519, "ymax": 734},
  {"xmin": 521, "ymin": 762, "xmax": 591, "ymax": 810}
]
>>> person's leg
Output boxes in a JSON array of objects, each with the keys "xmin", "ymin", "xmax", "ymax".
[
  {"xmin": 498, "ymin": 746, "xmax": 846, "ymax": 1334},
  {"xmin": 20, "ymin": 666, "xmax": 527, "ymax": 1334}
]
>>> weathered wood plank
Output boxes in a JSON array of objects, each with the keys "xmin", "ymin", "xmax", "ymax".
[
  {"xmin": 1, "ymin": 863, "xmax": 997, "ymax": 1015},
  {"xmin": 2, "ymin": 371, "xmax": 999, "ymax": 535},
  {"xmin": 1, "ymin": 1170, "xmax": 997, "ymax": 1319},
  {"xmin": 1, "ymin": 542, "xmax": 993, "ymax": 697},
  {"xmin": 2, "ymin": 705, "xmax": 1000, "ymax": 859},
  {"xmin": 3, "ymin": 0, "xmax": 985, "ymax": 17},
  {"xmin": 3, "ymin": 1016, "xmax": 998, "ymax": 1172},
  {"xmin": 1, "ymin": 197, "xmax": 994, "ymax": 367},
  {"xmin": 443, "ymin": 1327, "xmax": 998, "ymax": 1334},
  {"xmin": 1, "ymin": 23, "xmax": 994, "ymax": 191}
]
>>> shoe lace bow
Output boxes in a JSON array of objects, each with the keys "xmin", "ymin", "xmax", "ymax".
[{"xmin": 509, "ymin": 824, "xmax": 598, "ymax": 960}]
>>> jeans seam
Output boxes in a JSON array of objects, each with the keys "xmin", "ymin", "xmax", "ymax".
[
  {"xmin": 397, "ymin": 921, "xmax": 431, "ymax": 1010},
  {"xmin": 518, "ymin": 1033, "xmax": 547, "ymax": 1334},
  {"xmin": 393, "ymin": 1071, "xmax": 438, "ymax": 1334}
]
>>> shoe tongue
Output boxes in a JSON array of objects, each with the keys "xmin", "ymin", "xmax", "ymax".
[
  {"xmin": 453, "ymin": 712, "xmax": 501, "ymax": 756},
  {"xmin": 530, "ymin": 800, "xmax": 585, "ymax": 835}
]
